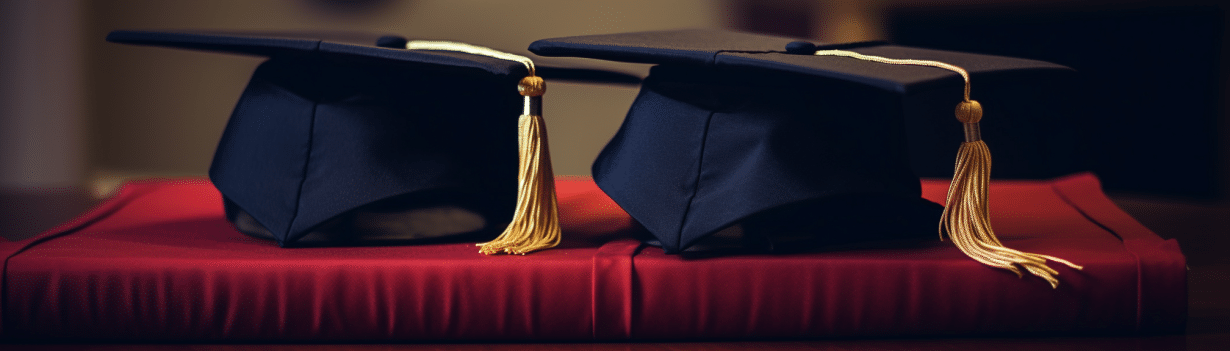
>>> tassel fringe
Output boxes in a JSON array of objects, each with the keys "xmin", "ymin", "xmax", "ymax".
[
  {"xmin": 477, "ymin": 112, "xmax": 561, "ymax": 255},
  {"xmin": 940, "ymin": 140, "xmax": 1083, "ymax": 288},
  {"xmin": 402, "ymin": 41, "xmax": 562, "ymax": 256},
  {"xmin": 814, "ymin": 50, "xmax": 1082, "ymax": 287}
]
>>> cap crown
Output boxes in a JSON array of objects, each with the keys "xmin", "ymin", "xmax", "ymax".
[
  {"xmin": 530, "ymin": 29, "xmax": 1079, "ymax": 253},
  {"xmin": 109, "ymin": 31, "xmax": 527, "ymax": 246}
]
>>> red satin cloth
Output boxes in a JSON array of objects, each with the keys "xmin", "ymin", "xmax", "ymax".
[{"xmin": 0, "ymin": 173, "xmax": 1185, "ymax": 341}]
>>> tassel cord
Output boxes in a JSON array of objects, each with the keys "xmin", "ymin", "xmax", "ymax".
[
  {"xmin": 406, "ymin": 40, "xmax": 561, "ymax": 255},
  {"xmin": 813, "ymin": 50, "xmax": 971, "ymax": 101},
  {"xmin": 406, "ymin": 40, "xmax": 536, "ymax": 76},
  {"xmin": 815, "ymin": 49, "xmax": 1082, "ymax": 287}
]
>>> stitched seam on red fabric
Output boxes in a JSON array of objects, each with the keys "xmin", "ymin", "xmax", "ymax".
[
  {"xmin": 1049, "ymin": 181, "xmax": 1144, "ymax": 332},
  {"xmin": 624, "ymin": 243, "xmax": 641, "ymax": 339},
  {"xmin": 1, "ymin": 184, "xmax": 152, "ymax": 337},
  {"xmin": 591, "ymin": 240, "xmax": 643, "ymax": 340},
  {"xmin": 591, "ymin": 249, "xmax": 599, "ymax": 338}
]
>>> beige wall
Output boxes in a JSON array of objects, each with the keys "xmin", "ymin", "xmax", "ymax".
[
  {"xmin": 86, "ymin": 0, "xmax": 736, "ymax": 179},
  {"xmin": 0, "ymin": 0, "xmax": 87, "ymax": 188},
  {"xmin": 27, "ymin": 0, "xmax": 1222, "ymax": 198}
]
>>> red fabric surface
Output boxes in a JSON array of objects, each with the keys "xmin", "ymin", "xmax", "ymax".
[{"xmin": 1, "ymin": 174, "xmax": 1185, "ymax": 341}]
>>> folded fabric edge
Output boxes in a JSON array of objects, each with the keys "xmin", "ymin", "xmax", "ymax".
[
  {"xmin": 0, "ymin": 179, "xmax": 184, "ymax": 337},
  {"xmin": 1049, "ymin": 171, "xmax": 1188, "ymax": 334}
]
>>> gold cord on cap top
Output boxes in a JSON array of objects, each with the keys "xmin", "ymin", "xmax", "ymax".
[
  {"xmin": 814, "ymin": 49, "xmax": 1082, "ymax": 288},
  {"xmin": 406, "ymin": 40, "xmax": 538, "ymax": 76},
  {"xmin": 407, "ymin": 40, "xmax": 561, "ymax": 255}
]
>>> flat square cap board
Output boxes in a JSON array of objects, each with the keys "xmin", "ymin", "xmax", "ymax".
[
  {"xmin": 530, "ymin": 29, "xmax": 1082, "ymax": 177},
  {"xmin": 530, "ymin": 29, "xmax": 1084, "ymax": 286},
  {"xmin": 107, "ymin": 30, "xmax": 577, "ymax": 247}
]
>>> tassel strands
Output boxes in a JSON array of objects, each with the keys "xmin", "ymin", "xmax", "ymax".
[
  {"xmin": 941, "ymin": 101, "xmax": 1081, "ymax": 288},
  {"xmin": 476, "ymin": 76, "xmax": 562, "ymax": 255},
  {"xmin": 405, "ymin": 41, "xmax": 561, "ymax": 255},
  {"xmin": 814, "ymin": 49, "xmax": 1081, "ymax": 287}
]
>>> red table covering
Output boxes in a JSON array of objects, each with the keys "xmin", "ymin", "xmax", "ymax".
[{"xmin": 0, "ymin": 173, "xmax": 1185, "ymax": 341}]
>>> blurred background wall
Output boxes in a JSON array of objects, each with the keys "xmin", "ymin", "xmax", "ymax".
[
  {"xmin": 1, "ymin": 0, "xmax": 1227, "ymax": 201},
  {"xmin": 0, "ymin": 0, "xmax": 86, "ymax": 189}
]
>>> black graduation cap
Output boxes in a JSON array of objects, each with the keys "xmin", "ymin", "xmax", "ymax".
[
  {"xmin": 530, "ymin": 29, "xmax": 1081, "ymax": 286},
  {"xmin": 107, "ymin": 30, "xmax": 606, "ymax": 251}
]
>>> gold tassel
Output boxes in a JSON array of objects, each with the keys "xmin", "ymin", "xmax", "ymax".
[
  {"xmin": 941, "ymin": 100, "xmax": 1082, "ymax": 288},
  {"xmin": 476, "ymin": 76, "xmax": 562, "ymax": 255},
  {"xmin": 814, "ymin": 49, "xmax": 1082, "ymax": 287},
  {"xmin": 402, "ymin": 40, "xmax": 562, "ymax": 255}
]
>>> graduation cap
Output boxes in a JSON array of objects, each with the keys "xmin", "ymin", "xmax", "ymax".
[
  {"xmin": 107, "ymin": 30, "xmax": 589, "ymax": 253},
  {"xmin": 529, "ymin": 29, "xmax": 1081, "ymax": 286}
]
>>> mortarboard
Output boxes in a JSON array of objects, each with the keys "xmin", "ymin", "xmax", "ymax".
[
  {"xmin": 107, "ymin": 31, "xmax": 605, "ymax": 252},
  {"xmin": 529, "ymin": 29, "xmax": 1081, "ymax": 286}
]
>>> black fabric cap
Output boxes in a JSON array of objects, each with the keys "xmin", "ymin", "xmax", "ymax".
[
  {"xmin": 529, "ymin": 29, "xmax": 1080, "ymax": 253},
  {"xmin": 107, "ymin": 30, "xmax": 562, "ymax": 247}
]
